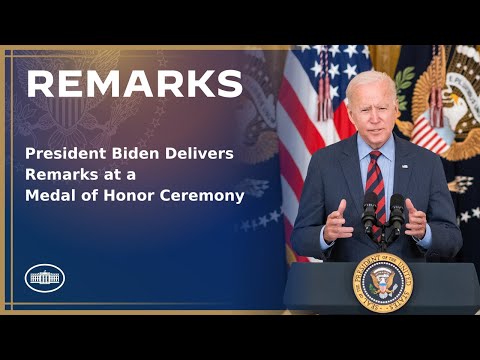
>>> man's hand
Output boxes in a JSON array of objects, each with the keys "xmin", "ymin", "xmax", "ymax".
[
  {"xmin": 405, "ymin": 198, "xmax": 427, "ymax": 239},
  {"xmin": 324, "ymin": 199, "xmax": 354, "ymax": 243}
]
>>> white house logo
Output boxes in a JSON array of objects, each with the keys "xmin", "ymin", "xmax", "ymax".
[{"xmin": 24, "ymin": 264, "xmax": 65, "ymax": 293}]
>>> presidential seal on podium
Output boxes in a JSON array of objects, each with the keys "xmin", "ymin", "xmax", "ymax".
[{"xmin": 353, "ymin": 253, "xmax": 413, "ymax": 313}]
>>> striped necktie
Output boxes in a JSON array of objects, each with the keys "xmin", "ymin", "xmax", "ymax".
[{"xmin": 365, "ymin": 150, "xmax": 386, "ymax": 242}]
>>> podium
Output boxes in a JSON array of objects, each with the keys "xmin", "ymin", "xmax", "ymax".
[{"xmin": 284, "ymin": 262, "xmax": 480, "ymax": 314}]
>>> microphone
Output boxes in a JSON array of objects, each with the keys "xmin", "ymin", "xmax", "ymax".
[
  {"xmin": 362, "ymin": 192, "xmax": 378, "ymax": 238},
  {"xmin": 389, "ymin": 194, "xmax": 405, "ymax": 237}
]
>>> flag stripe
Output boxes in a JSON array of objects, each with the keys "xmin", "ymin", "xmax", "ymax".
[
  {"xmin": 278, "ymin": 78, "xmax": 326, "ymax": 153},
  {"xmin": 411, "ymin": 115, "xmax": 450, "ymax": 154},
  {"xmin": 417, "ymin": 128, "xmax": 436, "ymax": 147},
  {"xmin": 280, "ymin": 175, "xmax": 300, "ymax": 227},
  {"xmin": 333, "ymin": 101, "xmax": 356, "ymax": 139},
  {"xmin": 283, "ymin": 54, "xmax": 319, "ymax": 124},
  {"xmin": 277, "ymin": 104, "xmax": 311, "ymax": 179},
  {"xmin": 429, "ymin": 137, "xmax": 443, "ymax": 153},
  {"xmin": 434, "ymin": 142, "xmax": 448, "ymax": 154},
  {"xmin": 279, "ymin": 141, "xmax": 304, "ymax": 201},
  {"xmin": 412, "ymin": 120, "xmax": 429, "ymax": 141}
]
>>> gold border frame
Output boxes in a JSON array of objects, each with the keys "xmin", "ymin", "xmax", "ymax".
[
  {"xmin": 3, "ymin": 45, "xmax": 291, "ymax": 50},
  {"xmin": 0, "ymin": 45, "xmax": 290, "ymax": 315},
  {"xmin": 0, "ymin": 48, "xmax": 5, "ymax": 311}
]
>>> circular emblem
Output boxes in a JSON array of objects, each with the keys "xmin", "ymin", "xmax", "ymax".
[
  {"xmin": 353, "ymin": 253, "xmax": 413, "ymax": 313},
  {"xmin": 24, "ymin": 263, "xmax": 66, "ymax": 293}
]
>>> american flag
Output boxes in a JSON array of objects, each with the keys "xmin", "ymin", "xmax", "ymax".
[
  {"xmin": 277, "ymin": 45, "xmax": 372, "ymax": 263},
  {"xmin": 411, "ymin": 115, "xmax": 450, "ymax": 154}
]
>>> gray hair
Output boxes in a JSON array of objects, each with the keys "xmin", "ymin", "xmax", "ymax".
[{"xmin": 346, "ymin": 70, "xmax": 397, "ymax": 105}]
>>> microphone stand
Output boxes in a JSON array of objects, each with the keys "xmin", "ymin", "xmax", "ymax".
[
  {"xmin": 379, "ymin": 225, "xmax": 387, "ymax": 252},
  {"xmin": 378, "ymin": 220, "xmax": 401, "ymax": 252}
]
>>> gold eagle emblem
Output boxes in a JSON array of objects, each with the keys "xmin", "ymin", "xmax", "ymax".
[
  {"xmin": 370, "ymin": 271, "xmax": 395, "ymax": 294},
  {"xmin": 396, "ymin": 45, "xmax": 480, "ymax": 161}
]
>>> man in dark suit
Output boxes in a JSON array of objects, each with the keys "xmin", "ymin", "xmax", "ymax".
[{"xmin": 291, "ymin": 70, "xmax": 462, "ymax": 262}]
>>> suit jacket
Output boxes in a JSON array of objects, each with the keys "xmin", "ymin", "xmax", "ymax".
[{"xmin": 291, "ymin": 133, "xmax": 462, "ymax": 262}]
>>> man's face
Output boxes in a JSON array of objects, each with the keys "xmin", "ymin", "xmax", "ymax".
[{"xmin": 347, "ymin": 80, "xmax": 398, "ymax": 149}]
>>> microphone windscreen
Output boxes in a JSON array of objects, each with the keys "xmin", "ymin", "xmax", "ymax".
[
  {"xmin": 364, "ymin": 192, "xmax": 378, "ymax": 205},
  {"xmin": 391, "ymin": 193, "xmax": 405, "ymax": 208}
]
